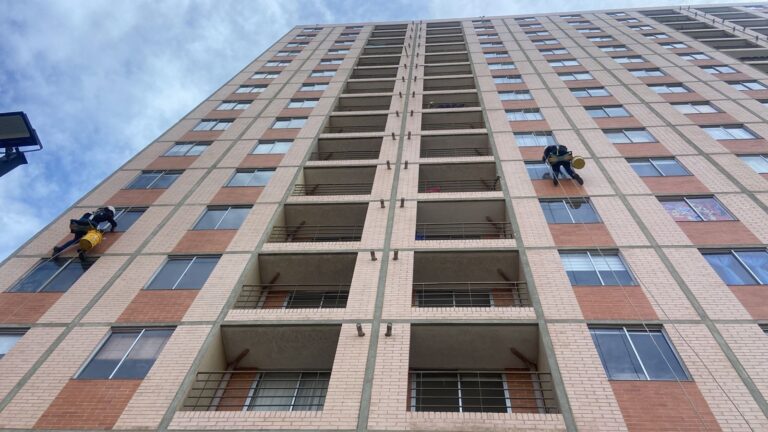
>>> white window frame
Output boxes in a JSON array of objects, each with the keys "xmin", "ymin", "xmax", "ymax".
[
  {"xmin": 629, "ymin": 158, "xmax": 689, "ymax": 176},
  {"xmin": 273, "ymin": 117, "xmax": 308, "ymax": 129}
]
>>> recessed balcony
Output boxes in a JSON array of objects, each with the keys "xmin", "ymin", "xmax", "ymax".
[
  {"xmin": 426, "ymin": 35, "xmax": 465, "ymax": 44},
  {"xmin": 344, "ymin": 79, "xmax": 396, "ymax": 94},
  {"xmin": 419, "ymin": 133, "xmax": 491, "ymax": 158},
  {"xmin": 310, "ymin": 137, "xmax": 382, "ymax": 161},
  {"xmin": 666, "ymin": 21, "xmax": 714, "ymax": 31},
  {"xmin": 416, "ymin": 200, "xmax": 512, "ymax": 240},
  {"xmin": 425, "ymin": 43, "xmax": 467, "ymax": 54},
  {"xmin": 422, "ymin": 92, "xmax": 480, "ymax": 110},
  {"xmin": 652, "ymin": 14, "xmax": 696, "ymax": 23},
  {"xmin": 424, "ymin": 52, "xmax": 470, "ymax": 64},
  {"xmin": 370, "ymin": 30, "xmax": 407, "ymax": 38},
  {"xmin": 424, "ymin": 63, "xmax": 472, "ymax": 77},
  {"xmin": 366, "ymin": 37, "xmax": 405, "ymax": 47},
  {"xmin": 357, "ymin": 54, "xmax": 401, "ymax": 67},
  {"xmin": 423, "ymin": 76, "xmax": 476, "ymax": 92},
  {"xmin": 362, "ymin": 45, "xmax": 403, "ymax": 56},
  {"xmin": 421, "ymin": 111, "xmax": 484, "ymax": 130},
  {"xmin": 324, "ymin": 114, "xmax": 388, "ymax": 133},
  {"xmin": 350, "ymin": 66, "xmax": 398, "ymax": 80},
  {"xmin": 418, "ymin": 162, "xmax": 499, "ymax": 193},
  {"xmin": 334, "ymin": 95, "xmax": 392, "ymax": 112},
  {"xmin": 269, "ymin": 203, "xmax": 367, "ymax": 242},
  {"xmin": 426, "ymin": 28, "xmax": 464, "ymax": 37},
  {"xmin": 293, "ymin": 166, "xmax": 376, "ymax": 196}
]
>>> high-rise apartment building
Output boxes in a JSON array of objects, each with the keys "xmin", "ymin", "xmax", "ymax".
[{"xmin": 3, "ymin": 3, "xmax": 768, "ymax": 431}]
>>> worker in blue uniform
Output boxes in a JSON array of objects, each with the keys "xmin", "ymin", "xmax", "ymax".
[
  {"xmin": 53, "ymin": 206, "xmax": 117, "ymax": 258},
  {"xmin": 542, "ymin": 143, "xmax": 584, "ymax": 186}
]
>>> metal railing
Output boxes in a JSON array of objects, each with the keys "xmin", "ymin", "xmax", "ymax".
[
  {"xmin": 292, "ymin": 183, "xmax": 373, "ymax": 196},
  {"xmin": 422, "ymin": 102, "xmax": 480, "ymax": 109},
  {"xmin": 235, "ymin": 284, "xmax": 350, "ymax": 309},
  {"xmin": 310, "ymin": 150, "xmax": 380, "ymax": 160},
  {"xmin": 418, "ymin": 177, "xmax": 500, "ymax": 193},
  {"xmin": 324, "ymin": 124, "xmax": 386, "ymax": 133},
  {"xmin": 409, "ymin": 370, "xmax": 559, "ymax": 414},
  {"xmin": 424, "ymin": 56, "xmax": 470, "ymax": 64},
  {"xmin": 334, "ymin": 104, "xmax": 392, "ymax": 112},
  {"xmin": 420, "ymin": 147, "xmax": 491, "ymax": 158},
  {"xmin": 423, "ymin": 84, "xmax": 477, "ymax": 91},
  {"xmin": 412, "ymin": 282, "xmax": 530, "ymax": 307},
  {"xmin": 343, "ymin": 87, "xmax": 395, "ymax": 94},
  {"xmin": 415, "ymin": 222, "xmax": 512, "ymax": 240},
  {"xmin": 421, "ymin": 121, "xmax": 484, "ymax": 130},
  {"xmin": 184, "ymin": 370, "xmax": 330, "ymax": 411},
  {"xmin": 269, "ymin": 224, "xmax": 364, "ymax": 242},
  {"xmin": 349, "ymin": 72, "xmax": 398, "ymax": 79}
]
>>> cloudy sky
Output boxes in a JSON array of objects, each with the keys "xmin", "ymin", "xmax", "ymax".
[{"xmin": 0, "ymin": 0, "xmax": 743, "ymax": 260}]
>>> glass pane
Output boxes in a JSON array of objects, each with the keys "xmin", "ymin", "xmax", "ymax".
[
  {"xmin": 194, "ymin": 209, "xmax": 227, "ymax": 230},
  {"xmin": 0, "ymin": 333, "xmax": 23, "ymax": 357},
  {"xmin": 252, "ymin": 143, "xmax": 273, "ymax": 154},
  {"xmin": 414, "ymin": 373, "xmax": 460, "ymax": 412},
  {"xmin": 626, "ymin": 130, "xmax": 653, "ymax": 143},
  {"xmin": 687, "ymin": 198, "xmax": 733, "ymax": 221},
  {"xmin": 526, "ymin": 164, "xmax": 552, "ymax": 179},
  {"xmin": 217, "ymin": 208, "xmax": 251, "ymax": 229},
  {"xmin": 10, "ymin": 260, "xmax": 64, "ymax": 292},
  {"xmin": 735, "ymin": 251, "xmax": 768, "ymax": 284},
  {"xmin": 44, "ymin": 260, "xmax": 89, "ymax": 292},
  {"xmin": 249, "ymin": 372, "xmax": 300, "ymax": 411},
  {"xmin": 661, "ymin": 200, "xmax": 701, "ymax": 221},
  {"xmin": 228, "ymin": 172, "xmax": 253, "ymax": 186},
  {"xmin": 78, "ymin": 332, "xmax": 139, "ymax": 379},
  {"xmin": 165, "ymin": 144, "xmax": 192, "ymax": 156},
  {"xmin": 187, "ymin": 144, "xmax": 208, "ymax": 156},
  {"xmin": 151, "ymin": 173, "xmax": 179, "ymax": 189},
  {"xmin": 728, "ymin": 127, "xmax": 755, "ymax": 139},
  {"xmin": 112, "ymin": 329, "xmax": 173, "ymax": 379},
  {"xmin": 587, "ymin": 108, "xmax": 608, "ymax": 118},
  {"xmin": 605, "ymin": 107, "xmax": 628, "ymax": 117},
  {"xmin": 568, "ymin": 201, "xmax": 600, "ymax": 223},
  {"xmin": 273, "ymin": 141, "xmax": 293, "ymax": 153},
  {"xmin": 112, "ymin": 210, "xmax": 144, "ymax": 232},
  {"xmin": 654, "ymin": 159, "xmax": 688, "ymax": 176},
  {"xmin": 561, "ymin": 253, "xmax": 602, "ymax": 285},
  {"xmin": 629, "ymin": 160, "xmax": 659, "ymax": 177},
  {"xmin": 146, "ymin": 259, "xmax": 192, "ymax": 290},
  {"xmin": 606, "ymin": 132, "xmax": 630, "ymax": 144},
  {"xmin": 704, "ymin": 127, "xmax": 732, "ymax": 140},
  {"xmin": 591, "ymin": 329, "xmax": 645, "ymax": 380},
  {"xmin": 541, "ymin": 201, "xmax": 572, "ymax": 223},
  {"xmin": 460, "ymin": 373, "xmax": 507, "ymax": 413},
  {"xmin": 592, "ymin": 254, "xmax": 635, "ymax": 285},
  {"xmin": 127, "ymin": 173, "xmax": 159, "ymax": 189},
  {"xmin": 175, "ymin": 257, "xmax": 219, "ymax": 289},
  {"xmin": 703, "ymin": 253, "xmax": 758, "ymax": 285},
  {"xmin": 629, "ymin": 331, "xmax": 688, "ymax": 380},
  {"xmin": 293, "ymin": 372, "xmax": 330, "ymax": 411},
  {"xmin": 740, "ymin": 156, "xmax": 768, "ymax": 173},
  {"xmin": 249, "ymin": 170, "xmax": 274, "ymax": 186}
]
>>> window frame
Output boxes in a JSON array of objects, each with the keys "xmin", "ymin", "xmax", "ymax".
[
  {"xmin": 272, "ymin": 117, "xmax": 308, "ymax": 129},
  {"xmin": 0, "ymin": 329, "xmax": 26, "ymax": 359},
  {"xmin": 671, "ymin": 102, "xmax": 719, "ymax": 114},
  {"xmin": 627, "ymin": 157, "xmax": 690, "ymax": 177},
  {"xmin": 217, "ymin": 100, "xmax": 252, "ymax": 111},
  {"xmin": 560, "ymin": 250, "xmax": 637, "ymax": 286},
  {"xmin": 506, "ymin": 109, "xmax": 544, "ymax": 121},
  {"xmin": 540, "ymin": 198, "xmax": 601, "ymax": 224},
  {"xmin": 585, "ymin": 106, "xmax": 630, "ymax": 118},
  {"xmin": 702, "ymin": 125, "xmax": 759, "ymax": 140},
  {"xmin": 558, "ymin": 72, "xmax": 594, "ymax": 81},
  {"xmin": 164, "ymin": 142, "xmax": 210, "ymax": 157},
  {"xmin": 145, "ymin": 256, "xmax": 221, "ymax": 290},
  {"xmin": 125, "ymin": 170, "xmax": 182, "ymax": 190},
  {"xmin": 100, "ymin": 207, "xmax": 146, "ymax": 232},
  {"xmin": 226, "ymin": 168, "xmax": 276, "ymax": 187},
  {"xmin": 193, "ymin": 119, "xmax": 233, "ymax": 131},
  {"xmin": 514, "ymin": 132, "xmax": 557, "ymax": 147},
  {"xmin": 571, "ymin": 87, "xmax": 611, "ymax": 98},
  {"xmin": 76, "ymin": 327, "xmax": 174, "ymax": 380},
  {"xmin": 193, "ymin": 206, "xmax": 252, "ymax": 231},
  {"xmin": 738, "ymin": 154, "xmax": 768, "ymax": 173},
  {"xmin": 703, "ymin": 249, "xmax": 768, "ymax": 285},
  {"xmin": 236, "ymin": 85, "xmax": 267, "ymax": 93},
  {"xmin": 658, "ymin": 196, "xmax": 735, "ymax": 222},
  {"xmin": 252, "ymin": 139, "xmax": 293, "ymax": 155},
  {"xmin": 604, "ymin": 128, "xmax": 656, "ymax": 144},
  {"xmin": 498, "ymin": 90, "xmax": 532, "ymax": 101}
]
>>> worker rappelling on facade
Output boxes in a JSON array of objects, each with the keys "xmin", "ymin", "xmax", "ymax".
[
  {"xmin": 542, "ymin": 143, "xmax": 585, "ymax": 186},
  {"xmin": 52, "ymin": 206, "xmax": 117, "ymax": 260}
]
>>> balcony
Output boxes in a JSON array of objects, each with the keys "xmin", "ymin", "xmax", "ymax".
[
  {"xmin": 423, "ymin": 76, "xmax": 475, "ymax": 92},
  {"xmin": 409, "ymin": 324, "xmax": 559, "ymax": 413},
  {"xmin": 357, "ymin": 54, "xmax": 401, "ymax": 67},
  {"xmin": 684, "ymin": 29, "xmax": 739, "ymax": 39},
  {"xmin": 426, "ymin": 35, "xmax": 465, "ymax": 44},
  {"xmin": 344, "ymin": 79, "xmax": 396, "ymax": 94},
  {"xmin": 423, "ymin": 92, "xmax": 480, "ymax": 110},
  {"xmin": 420, "ymin": 133, "xmax": 491, "ymax": 158},
  {"xmin": 334, "ymin": 95, "xmax": 392, "ymax": 112},
  {"xmin": 424, "ymin": 63, "xmax": 472, "ymax": 77},
  {"xmin": 421, "ymin": 111, "xmax": 484, "ymax": 130},
  {"xmin": 293, "ymin": 166, "xmax": 376, "ymax": 196},
  {"xmin": 426, "ymin": 21, "xmax": 461, "ymax": 29},
  {"xmin": 665, "ymin": 21, "xmax": 714, "ymax": 31},
  {"xmin": 418, "ymin": 162, "xmax": 499, "ymax": 193},
  {"xmin": 374, "ymin": 24, "xmax": 408, "ymax": 31},
  {"xmin": 652, "ymin": 14, "xmax": 696, "ymax": 23},
  {"xmin": 416, "ymin": 200, "xmax": 512, "ymax": 240},
  {"xmin": 324, "ymin": 114, "xmax": 387, "ymax": 133},
  {"xmin": 269, "ymin": 203, "xmax": 367, "ymax": 242},
  {"xmin": 366, "ymin": 37, "xmax": 405, "ymax": 47},
  {"xmin": 426, "ymin": 28, "xmax": 464, "ymax": 37},
  {"xmin": 234, "ymin": 253, "xmax": 356, "ymax": 309},
  {"xmin": 183, "ymin": 325, "xmax": 341, "ymax": 411},
  {"xmin": 370, "ymin": 30, "xmax": 407, "ymax": 38},
  {"xmin": 425, "ymin": 43, "xmax": 467, "ymax": 54},
  {"xmin": 363, "ymin": 45, "xmax": 403, "ymax": 56},
  {"xmin": 413, "ymin": 251, "xmax": 529, "ymax": 307},
  {"xmin": 350, "ymin": 66, "xmax": 398, "ymax": 80},
  {"xmin": 424, "ymin": 52, "xmax": 470, "ymax": 64},
  {"xmin": 310, "ymin": 137, "xmax": 382, "ymax": 161}
]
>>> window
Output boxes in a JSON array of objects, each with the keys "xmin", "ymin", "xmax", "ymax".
[
  {"xmin": 516, "ymin": 17, "xmax": 536, "ymax": 22},
  {"xmin": 608, "ymin": 12, "xmax": 628, "ymax": 17},
  {"xmin": 9, "ymin": 258, "xmax": 93, "ymax": 293},
  {"xmin": 586, "ymin": 106, "xmax": 630, "ymax": 118},
  {"xmin": 194, "ymin": 206, "xmax": 251, "ymax": 230},
  {"xmin": 660, "ymin": 42, "xmax": 688, "ymax": 49},
  {"xmin": 526, "ymin": 31, "xmax": 550, "ymax": 36},
  {"xmin": 484, "ymin": 52, "xmax": 510, "ymax": 58},
  {"xmin": 164, "ymin": 142, "xmax": 210, "ymax": 157},
  {"xmin": 520, "ymin": 23, "xmax": 543, "ymax": 29},
  {"xmin": 126, "ymin": 170, "xmax": 181, "ymax": 189},
  {"xmin": 614, "ymin": 56, "xmax": 645, "ymax": 64},
  {"xmin": 649, "ymin": 84, "xmax": 689, "ymax": 94},
  {"xmin": 571, "ymin": 87, "xmax": 611, "ymax": 97},
  {"xmin": 515, "ymin": 132, "xmax": 556, "ymax": 147},
  {"xmin": 630, "ymin": 68, "xmax": 665, "ymax": 77},
  {"xmin": 237, "ymin": 85, "xmax": 267, "ymax": 94},
  {"xmin": 78, "ymin": 328, "xmax": 173, "ymax": 379},
  {"xmin": 251, "ymin": 72, "xmax": 279, "ymax": 79},
  {"xmin": 310, "ymin": 70, "xmax": 335, "ymax": 77},
  {"xmin": 762, "ymin": 100, "xmax": 768, "ymax": 108},
  {"xmin": 488, "ymin": 62, "xmax": 516, "ymax": 70},
  {"xmin": 0, "ymin": 330, "xmax": 25, "ymax": 359},
  {"xmin": 730, "ymin": 81, "xmax": 768, "ymax": 91},
  {"xmin": 702, "ymin": 125, "xmax": 758, "ymax": 140},
  {"xmin": 672, "ymin": 102, "xmax": 718, "ymax": 114},
  {"xmin": 591, "ymin": 327, "xmax": 689, "ymax": 381},
  {"xmin": 568, "ymin": 21, "xmax": 591, "ymax": 26},
  {"xmin": 217, "ymin": 100, "xmax": 251, "ymax": 110},
  {"xmin": 678, "ymin": 52, "xmax": 711, "ymax": 60},
  {"xmin": 533, "ymin": 39, "xmax": 559, "ymax": 45},
  {"xmin": 411, "ymin": 372, "xmax": 508, "ymax": 413},
  {"xmin": 525, "ymin": 161, "xmax": 553, "ymax": 179},
  {"xmin": 499, "ymin": 90, "xmax": 532, "ymax": 101},
  {"xmin": 548, "ymin": 59, "xmax": 580, "ymax": 67},
  {"xmin": 541, "ymin": 199, "xmax": 600, "ymax": 223},
  {"xmin": 604, "ymin": 129, "xmax": 655, "ymax": 143},
  {"xmin": 559, "ymin": 72, "xmax": 594, "ymax": 81},
  {"xmin": 660, "ymin": 197, "xmax": 734, "ymax": 222},
  {"xmin": 333, "ymin": 40, "xmax": 352, "ymax": 45},
  {"xmin": 539, "ymin": 48, "xmax": 568, "ymax": 55},
  {"xmin": 227, "ymin": 169, "xmax": 275, "ymax": 187},
  {"xmin": 302, "ymin": 27, "xmax": 322, "ymax": 32},
  {"xmin": 286, "ymin": 42, "xmax": 308, "ymax": 47},
  {"xmin": 561, "ymin": 14, "xmax": 582, "ymax": 18},
  {"xmin": 480, "ymin": 42, "xmax": 504, "ymax": 48},
  {"xmin": 628, "ymin": 24, "xmax": 653, "ymax": 29},
  {"xmin": 628, "ymin": 158, "xmax": 689, "ymax": 177},
  {"xmin": 494, "ymin": 75, "xmax": 523, "ymax": 84},
  {"xmin": 252, "ymin": 139, "xmax": 293, "ymax": 154},
  {"xmin": 620, "ymin": 18, "xmax": 642, "ymax": 24},
  {"xmin": 701, "ymin": 65, "xmax": 737, "ymax": 74},
  {"xmin": 704, "ymin": 249, "xmax": 768, "ymax": 285},
  {"xmin": 265, "ymin": 61, "xmax": 291, "ymax": 67},
  {"xmin": 294, "ymin": 35, "xmax": 312, "ymax": 40},
  {"xmin": 246, "ymin": 371, "xmax": 330, "ymax": 411},
  {"xmin": 276, "ymin": 51, "xmax": 300, "ymax": 57},
  {"xmin": 100, "ymin": 208, "xmax": 146, "ymax": 232},
  {"xmin": 588, "ymin": 36, "xmax": 614, "ymax": 42},
  {"xmin": 300, "ymin": 83, "xmax": 328, "ymax": 91},
  {"xmin": 506, "ymin": 109, "xmax": 544, "ymax": 121},
  {"xmin": 600, "ymin": 45, "xmax": 629, "ymax": 52},
  {"xmin": 645, "ymin": 33, "xmax": 671, "ymax": 39},
  {"xmin": 320, "ymin": 59, "xmax": 343, "ymax": 65},
  {"xmin": 287, "ymin": 99, "xmax": 319, "ymax": 108},
  {"xmin": 478, "ymin": 34, "xmax": 499, "ymax": 39},
  {"xmin": 560, "ymin": 251, "xmax": 636, "ymax": 285},
  {"xmin": 328, "ymin": 49, "xmax": 349, "ymax": 54},
  {"xmin": 739, "ymin": 155, "xmax": 768, "ymax": 173},
  {"xmin": 273, "ymin": 117, "xmax": 307, "ymax": 129},
  {"xmin": 146, "ymin": 256, "xmax": 220, "ymax": 290},
  {"xmin": 578, "ymin": 28, "xmax": 602, "ymax": 33},
  {"xmin": 193, "ymin": 119, "xmax": 233, "ymax": 131}
]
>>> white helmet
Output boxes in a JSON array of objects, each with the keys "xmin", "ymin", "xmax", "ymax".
[{"xmin": 106, "ymin": 206, "xmax": 116, "ymax": 214}]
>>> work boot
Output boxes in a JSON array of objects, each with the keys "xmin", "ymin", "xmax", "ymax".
[
  {"xmin": 77, "ymin": 250, "xmax": 86, "ymax": 261},
  {"xmin": 552, "ymin": 176, "xmax": 559, "ymax": 186},
  {"xmin": 573, "ymin": 174, "xmax": 584, "ymax": 185},
  {"xmin": 52, "ymin": 246, "xmax": 63, "ymax": 257}
]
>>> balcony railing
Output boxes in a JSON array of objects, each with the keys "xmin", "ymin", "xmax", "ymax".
[
  {"xmin": 421, "ymin": 121, "xmax": 484, "ymax": 130},
  {"xmin": 412, "ymin": 282, "xmax": 530, "ymax": 307},
  {"xmin": 235, "ymin": 284, "xmax": 350, "ymax": 309},
  {"xmin": 292, "ymin": 183, "xmax": 373, "ymax": 196},
  {"xmin": 334, "ymin": 104, "xmax": 391, "ymax": 112},
  {"xmin": 409, "ymin": 370, "xmax": 559, "ymax": 414},
  {"xmin": 325, "ymin": 124, "xmax": 385, "ymax": 133},
  {"xmin": 311, "ymin": 150, "xmax": 380, "ymax": 160},
  {"xmin": 415, "ymin": 222, "xmax": 512, "ymax": 240},
  {"xmin": 184, "ymin": 370, "xmax": 330, "ymax": 412},
  {"xmin": 420, "ymin": 147, "xmax": 491, "ymax": 158},
  {"xmin": 418, "ymin": 177, "xmax": 500, "ymax": 193},
  {"xmin": 269, "ymin": 224, "xmax": 364, "ymax": 242},
  {"xmin": 422, "ymin": 101, "xmax": 480, "ymax": 109}
]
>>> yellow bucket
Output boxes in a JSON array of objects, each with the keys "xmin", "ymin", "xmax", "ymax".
[
  {"xmin": 79, "ymin": 229, "xmax": 103, "ymax": 251},
  {"xmin": 572, "ymin": 156, "xmax": 586, "ymax": 170}
]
